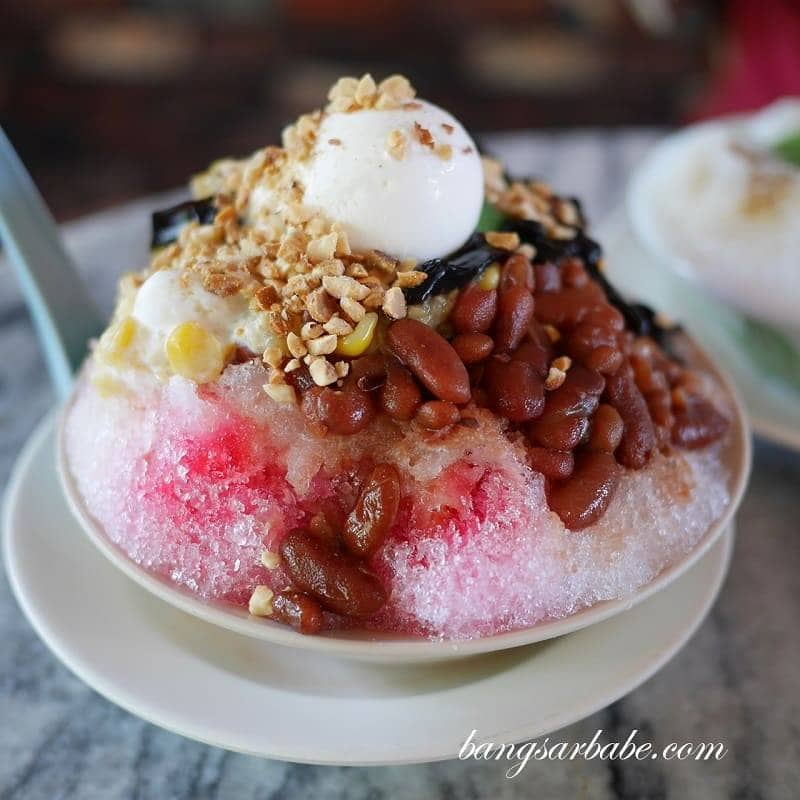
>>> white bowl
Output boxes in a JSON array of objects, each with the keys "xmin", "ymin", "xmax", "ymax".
[
  {"xmin": 628, "ymin": 118, "xmax": 800, "ymax": 337},
  {"xmin": 57, "ymin": 337, "xmax": 751, "ymax": 663}
]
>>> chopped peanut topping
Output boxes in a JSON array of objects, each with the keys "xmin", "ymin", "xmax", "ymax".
[
  {"xmin": 386, "ymin": 129, "xmax": 407, "ymax": 160},
  {"xmin": 340, "ymin": 296, "xmax": 366, "ymax": 322},
  {"xmin": 545, "ymin": 367, "xmax": 567, "ymax": 391},
  {"xmin": 322, "ymin": 275, "xmax": 371, "ymax": 301},
  {"xmin": 413, "ymin": 122, "xmax": 435, "ymax": 149},
  {"xmin": 261, "ymin": 550, "xmax": 280, "ymax": 569},
  {"xmin": 286, "ymin": 332, "xmax": 307, "ymax": 359},
  {"xmin": 552, "ymin": 355, "xmax": 572, "ymax": 372},
  {"xmin": 309, "ymin": 357, "xmax": 338, "ymax": 386},
  {"xmin": 485, "ymin": 231, "xmax": 520, "ymax": 251},
  {"xmin": 382, "ymin": 286, "xmax": 407, "ymax": 319},
  {"xmin": 306, "ymin": 333, "xmax": 338, "ymax": 356},
  {"xmin": 263, "ymin": 383, "xmax": 297, "ymax": 405},
  {"xmin": 301, "ymin": 321, "xmax": 324, "ymax": 340},
  {"xmin": 435, "ymin": 144, "xmax": 453, "ymax": 161},
  {"xmin": 248, "ymin": 585, "xmax": 274, "ymax": 616},
  {"xmin": 394, "ymin": 270, "xmax": 427, "ymax": 289},
  {"xmin": 323, "ymin": 315, "xmax": 354, "ymax": 336}
]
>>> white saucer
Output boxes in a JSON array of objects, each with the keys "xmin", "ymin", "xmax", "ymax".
[
  {"xmin": 598, "ymin": 212, "xmax": 800, "ymax": 453},
  {"xmin": 4, "ymin": 414, "xmax": 734, "ymax": 765}
]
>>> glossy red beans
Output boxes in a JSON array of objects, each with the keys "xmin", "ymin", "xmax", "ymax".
[
  {"xmin": 343, "ymin": 464, "xmax": 402, "ymax": 558},
  {"xmin": 547, "ymin": 451, "xmax": 623, "ymax": 530},
  {"xmin": 483, "ymin": 357, "xmax": 545, "ymax": 423},
  {"xmin": 279, "ymin": 529, "xmax": 387, "ymax": 618},
  {"xmin": 387, "ymin": 319, "xmax": 471, "ymax": 404},
  {"xmin": 450, "ymin": 284, "xmax": 498, "ymax": 334}
]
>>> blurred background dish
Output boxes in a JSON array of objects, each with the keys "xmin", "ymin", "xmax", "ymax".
[{"xmin": 627, "ymin": 102, "xmax": 800, "ymax": 335}]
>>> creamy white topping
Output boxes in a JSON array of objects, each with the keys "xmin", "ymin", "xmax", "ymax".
[{"xmin": 301, "ymin": 100, "xmax": 484, "ymax": 261}]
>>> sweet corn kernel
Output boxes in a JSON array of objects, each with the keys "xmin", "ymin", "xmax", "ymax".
[
  {"xmin": 336, "ymin": 312, "xmax": 378, "ymax": 356},
  {"xmin": 478, "ymin": 263, "xmax": 501, "ymax": 291},
  {"xmin": 165, "ymin": 321, "xmax": 224, "ymax": 383},
  {"xmin": 96, "ymin": 317, "xmax": 136, "ymax": 366}
]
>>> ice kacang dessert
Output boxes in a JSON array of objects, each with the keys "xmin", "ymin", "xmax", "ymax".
[{"xmin": 65, "ymin": 74, "xmax": 733, "ymax": 639}]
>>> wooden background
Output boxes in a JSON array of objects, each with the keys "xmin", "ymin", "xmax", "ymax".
[{"xmin": 2, "ymin": 0, "xmax": 722, "ymax": 220}]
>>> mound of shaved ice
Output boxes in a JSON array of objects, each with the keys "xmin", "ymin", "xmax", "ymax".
[{"xmin": 64, "ymin": 361, "xmax": 730, "ymax": 639}]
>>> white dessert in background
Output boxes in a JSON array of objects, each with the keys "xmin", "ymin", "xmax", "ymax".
[{"xmin": 629, "ymin": 98, "xmax": 800, "ymax": 333}]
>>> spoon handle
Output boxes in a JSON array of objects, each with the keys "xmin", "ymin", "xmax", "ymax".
[{"xmin": 0, "ymin": 126, "xmax": 104, "ymax": 399}]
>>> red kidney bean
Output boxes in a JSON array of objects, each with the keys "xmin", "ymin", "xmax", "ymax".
[
  {"xmin": 534, "ymin": 285, "xmax": 605, "ymax": 329},
  {"xmin": 527, "ymin": 447, "xmax": 574, "ymax": 480},
  {"xmin": 618, "ymin": 330, "xmax": 635, "ymax": 357},
  {"xmin": 500, "ymin": 253, "xmax": 535, "ymax": 292},
  {"xmin": 527, "ymin": 320, "xmax": 555, "ymax": 350},
  {"xmin": 387, "ymin": 319, "xmax": 471, "ymax": 404},
  {"xmin": 651, "ymin": 346, "xmax": 683, "ymax": 385},
  {"xmin": 469, "ymin": 385, "xmax": 487, "ymax": 407},
  {"xmin": 494, "ymin": 286, "xmax": 535, "ymax": 353},
  {"xmin": 483, "ymin": 357, "xmax": 545, "ymax": 422},
  {"xmin": 527, "ymin": 413, "xmax": 590, "ymax": 451},
  {"xmin": 452, "ymin": 332, "xmax": 494, "ymax": 364},
  {"xmin": 547, "ymin": 451, "xmax": 623, "ymax": 530},
  {"xmin": 646, "ymin": 389, "xmax": 672, "ymax": 427},
  {"xmin": 630, "ymin": 354, "xmax": 668, "ymax": 396},
  {"xmin": 582, "ymin": 304, "xmax": 625, "ymax": 332},
  {"xmin": 604, "ymin": 366, "xmax": 656, "ymax": 469},
  {"xmin": 416, "ymin": 400, "xmax": 461, "ymax": 430},
  {"xmin": 585, "ymin": 345, "xmax": 624, "ymax": 375},
  {"xmin": 565, "ymin": 323, "xmax": 618, "ymax": 363},
  {"xmin": 466, "ymin": 363, "xmax": 485, "ymax": 387},
  {"xmin": 672, "ymin": 398, "xmax": 729, "ymax": 449},
  {"xmin": 349, "ymin": 354, "xmax": 387, "ymax": 393},
  {"xmin": 542, "ymin": 364, "xmax": 606, "ymax": 418},
  {"xmin": 511, "ymin": 340, "xmax": 550, "ymax": 377},
  {"xmin": 302, "ymin": 385, "xmax": 376, "ymax": 436},
  {"xmin": 526, "ymin": 365, "xmax": 604, "ymax": 449},
  {"xmin": 279, "ymin": 529, "xmax": 386, "ymax": 617},
  {"xmin": 380, "ymin": 359, "xmax": 422, "ymax": 421},
  {"xmin": 561, "ymin": 257, "xmax": 589, "ymax": 288},
  {"xmin": 450, "ymin": 284, "xmax": 498, "ymax": 334},
  {"xmin": 534, "ymin": 262, "xmax": 561, "ymax": 293},
  {"xmin": 587, "ymin": 403, "xmax": 624, "ymax": 452},
  {"xmin": 271, "ymin": 591, "xmax": 324, "ymax": 634},
  {"xmin": 343, "ymin": 464, "xmax": 401, "ymax": 558}
]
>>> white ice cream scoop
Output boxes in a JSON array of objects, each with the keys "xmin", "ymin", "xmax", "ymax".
[{"xmin": 300, "ymin": 99, "xmax": 484, "ymax": 261}]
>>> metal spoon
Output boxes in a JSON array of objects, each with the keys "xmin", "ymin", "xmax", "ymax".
[{"xmin": 0, "ymin": 126, "xmax": 104, "ymax": 399}]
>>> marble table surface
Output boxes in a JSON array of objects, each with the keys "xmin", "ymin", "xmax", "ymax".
[{"xmin": 1, "ymin": 131, "xmax": 798, "ymax": 799}]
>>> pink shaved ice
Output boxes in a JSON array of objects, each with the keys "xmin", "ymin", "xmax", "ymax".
[{"xmin": 64, "ymin": 361, "xmax": 730, "ymax": 639}]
